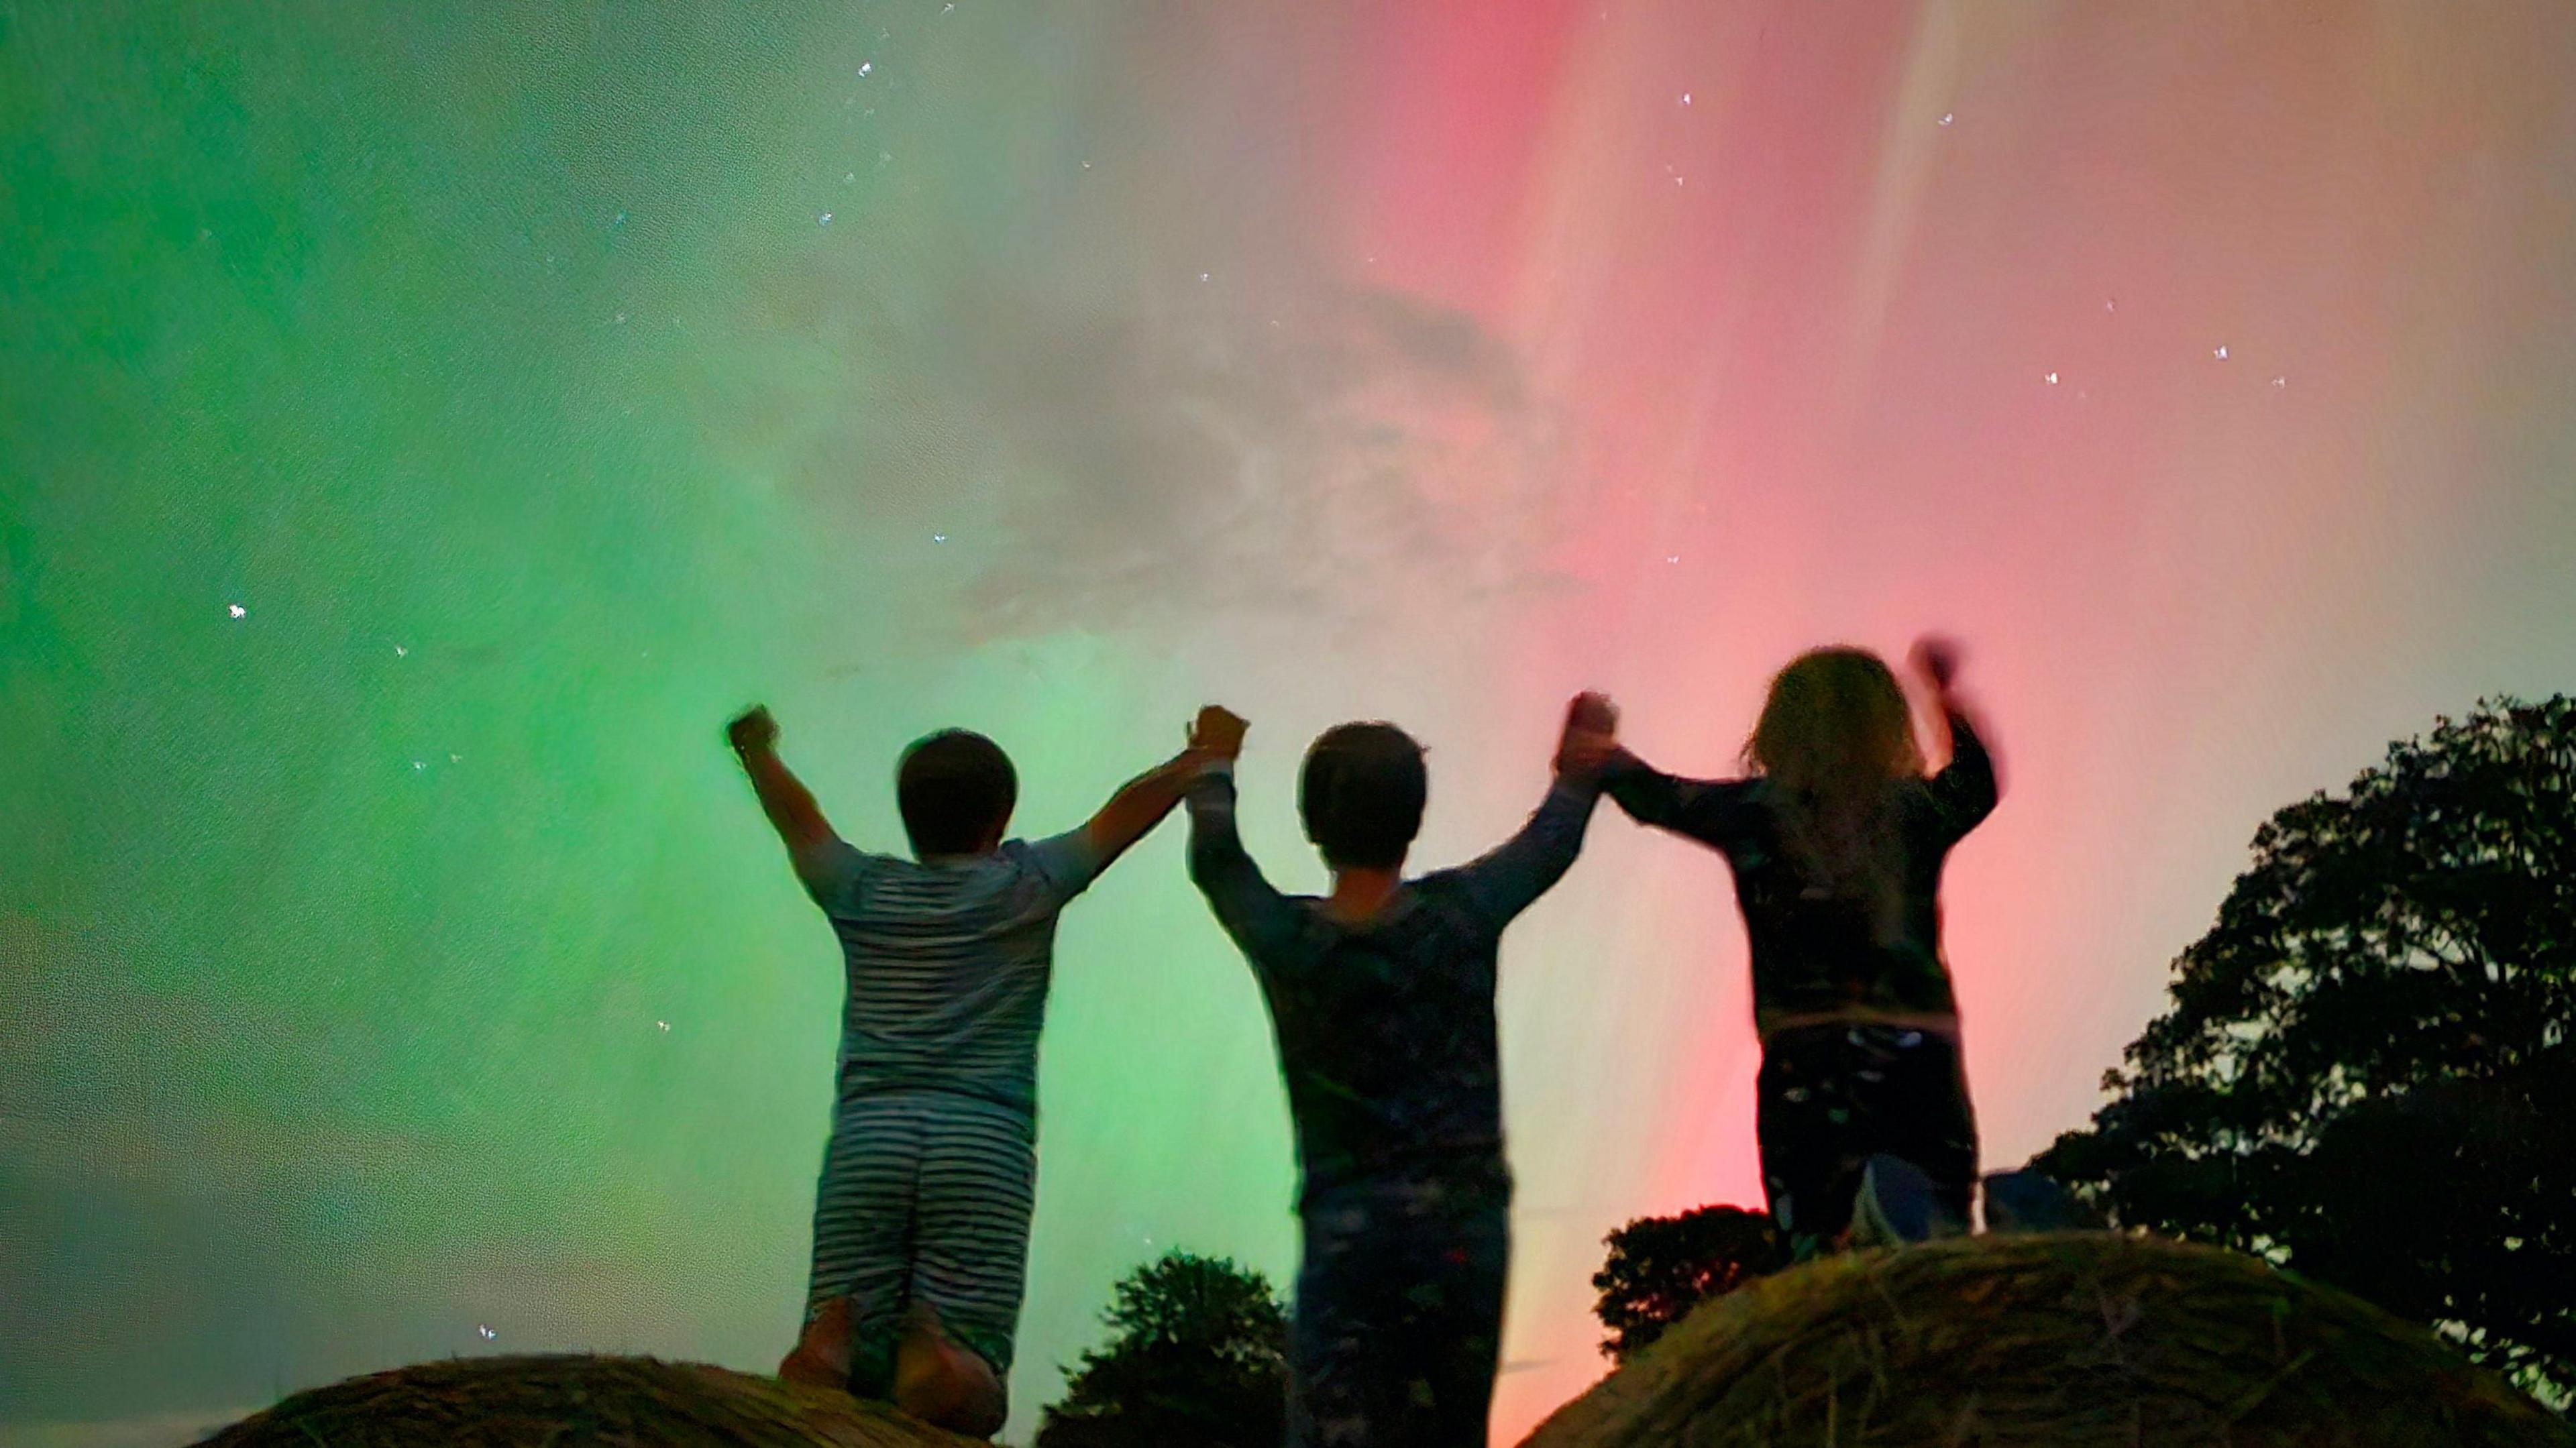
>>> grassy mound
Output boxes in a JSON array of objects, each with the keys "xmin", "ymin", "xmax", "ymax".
[
  {"xmin": 193, "ymin": 1353, "xmax": 976, "ymax": 1448},
  {"xmin": 1522, "ymin": 1233, "xmax": 2572, "ymax": 1447}
]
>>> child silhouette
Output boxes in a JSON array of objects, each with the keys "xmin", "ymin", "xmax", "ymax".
[
  {"xmin": 1181, "ymin": 696, "xmax": 1618, "ymax": 1447},
  {"xmin": 1605, "ymin": 639, "xmax": 1998, "ymax": 1256},
  {"xmin": 729, "ymin": 705, "xmax": 1212, "ymax": 1435}
]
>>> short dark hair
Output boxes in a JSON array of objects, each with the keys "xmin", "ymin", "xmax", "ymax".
[
  {"xmin": 897, "ymin": 730, "xmax": 1017, "ymax": 856},
  {"xmin": 1299, "ymin": 722, "xmax": 1427, "ymax": 870}
]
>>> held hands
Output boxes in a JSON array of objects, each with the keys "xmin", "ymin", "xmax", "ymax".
[
  {"xmin": 1555, "ymin": 691, "xmax": 1620, "ymax": 779},
  {"xmin": 727, "ymin": 704, "xmax": 780, "ymax": 756},
  {"xmin": 1189, "ymin": 704, "xmax": 1249, "ymax": 761}
]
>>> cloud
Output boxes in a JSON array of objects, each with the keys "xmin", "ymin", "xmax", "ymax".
[
  {"xmin": 981, "ymin": 283, "xmax": 1562, "ymax": 630},
  {"xmin": 718, "ymin": 258, "xmax": 1576, "ymax": 651},
  {"xmin": 957, "ymin": 281, "xmax": 1572, "ymax": 642},
  {"xmin": 0, "ymin": 912, "xmax": 453, "ymax": 1194},
  {"xmin": 0, "ymin": 1409, "xmax": 258, "ymax": 1448}
]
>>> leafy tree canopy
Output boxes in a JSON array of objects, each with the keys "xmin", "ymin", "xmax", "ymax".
[
  {"xmin": 1036, "ymin": 1250, "xmax": 1289, "ymax": 1448},
  {"xmin": 1592, "ymin": 1204, "xmax": 1788, "ymax": 1362},
  {"xmin": 2038, "ymin": 696, "xmax": 2576, "ymax": 1404}
]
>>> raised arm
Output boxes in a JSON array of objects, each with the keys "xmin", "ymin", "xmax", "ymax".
[
  {"xmin": 1448, "ymin": 693, "xmax": 1616, "ymax": 929},
  {"xmin": 727, "ymin": 706, "xmax": 849, "ymax": 895},
  {"xmin": 1601, "ymin": 749, "xmax": 1758, "ymax": 844},
  {"xmin": 1912, "ymin": 635, "xmax": 2000, "ymax": 840},
  {"xmin": 1081, "ymin": 746, "xmax": 1219, "ymax": 875},
  {"xmin": 1181, "ymin": 706, "xmax": 1307, "ymax": 960},
  {"xmin": 1925, "ymin": 707, "xmax": 1998, "ymax": 838}
]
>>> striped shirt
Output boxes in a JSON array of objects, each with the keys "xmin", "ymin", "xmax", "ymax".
[{"xmin": 796, "ymin": 830, "xmax": 1102, "ymax": 1116}]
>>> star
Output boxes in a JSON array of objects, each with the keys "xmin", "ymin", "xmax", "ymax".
[{"xmin": 227, "ymin": 603, "xmax": 246, "ymax": 618}]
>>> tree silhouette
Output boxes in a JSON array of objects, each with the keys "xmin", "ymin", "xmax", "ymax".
[
  {"xmin": 1592, "ymin": 1205, "xmax": 1788, "ymax": 1362},
  {"xmin": 2037, "ymin": 695, "xmax": 2576, "ymax": 1404},
  {"xmin": 1035, "ymin": 1250, "xmax": 1287, "ymax": 1448}
]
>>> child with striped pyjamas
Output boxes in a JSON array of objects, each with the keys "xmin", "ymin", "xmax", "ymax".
[{"xmin": 728, "ymin": 704, "xmax": 1212, "ymax": 1435}]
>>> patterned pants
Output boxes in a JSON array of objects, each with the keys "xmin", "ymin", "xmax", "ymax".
[
  {"xmin": 1756, "ymin": 1022, "xmax": 1978, "ymax": 1260},
  {"xmin": 805, "ymin": 1088, "xmax": 1036, "ymax": 1395},
  {"xmin": 1289, "ymin": 1169, "xmax": 1511, "ymax": 1448}
]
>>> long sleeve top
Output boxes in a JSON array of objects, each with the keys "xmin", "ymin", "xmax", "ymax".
[
  {"xmin": 1185, "ymin": 765, "xmax": 1601, "ymax": 1205},
  {"xmin": 1603, "ymin": 713, "xmax": 1996, "ymax": 1040}
]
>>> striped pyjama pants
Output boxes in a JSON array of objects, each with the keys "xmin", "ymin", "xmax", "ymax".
[{"xmin": 806, "ymin": 1087, "xmax": 1038, "ymax": 1388}]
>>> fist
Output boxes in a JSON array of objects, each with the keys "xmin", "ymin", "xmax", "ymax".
[
  {"xmin": 1191, "ymin": 705, "xmax": 1249, "ymax": 759},
  {"xmin": 1910, "ymin": 636, "xmax": 1962, "ymax": 691},
  {"xmin": 1556, "ymin": 692, "xmax": 1619, "ymax": 777},
  {"xmin": 727, "ymin": 705, "xmax": 779, "ymax": 754},
  {"xmin": 1566, "ymin": 691, "xmax": 1619, "ymax": 736}
]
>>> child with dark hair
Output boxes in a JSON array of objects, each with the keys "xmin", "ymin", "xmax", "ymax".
[
  {"xmin": 1603, "ymin": 638, "xmax": 1998, "ymax": 1258},
  {"xmin": 1183, "ymin": 696, "xmax": 1619, "ymax": 1448},
  {"xmin": 727, "ymin": 705, "xmax": 1212, "ymax": 1436}
]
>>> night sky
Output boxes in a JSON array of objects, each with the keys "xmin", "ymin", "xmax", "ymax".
[{"xmin": 5, "ymin": 3, "xmax": 2575, "ymax": 1444}]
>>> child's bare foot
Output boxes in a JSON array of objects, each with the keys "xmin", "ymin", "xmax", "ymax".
[
  {"xmin": 892, "ymin": 1303, "xmax": 1006, "ymax": 1438},
  {"xmin": 777, "ymin": 1296, "xmax": 855, "ymax": 1391}
]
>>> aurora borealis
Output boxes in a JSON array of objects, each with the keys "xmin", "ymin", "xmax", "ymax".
[{"xmin": 5, "ymin": 3, "xmax": 2575, "ymax": 1444}]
